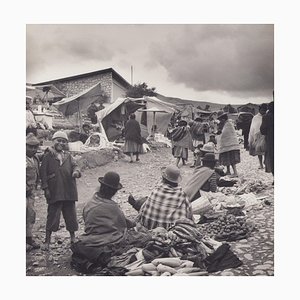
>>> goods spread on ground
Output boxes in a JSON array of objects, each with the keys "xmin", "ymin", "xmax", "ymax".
[{"xmin": 197, "ymin": 214, "xmax": 255, "ymax": 242}]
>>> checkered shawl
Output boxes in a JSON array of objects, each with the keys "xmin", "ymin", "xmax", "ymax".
[{"xmin": 138, "ymin": 183, "xmax": 193, "ymax": 230}]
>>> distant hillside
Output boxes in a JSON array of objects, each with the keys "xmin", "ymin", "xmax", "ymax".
[{"xmin": 156, "ymin": 93, "xmax": 256, "ymax": 112}]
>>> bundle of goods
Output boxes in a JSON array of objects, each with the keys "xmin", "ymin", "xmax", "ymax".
[
  {"xmin": 197, "ymin": 214, "xmax": 255, "ymax": 242},
  {"xmin": 235, "ymin": 178, "xmax": 269, "ymax": 195},
  {"xmin": 219, "ymin": 186, "xmax": 238, "ymax": 195},
  {"xmin": 140, "ymin": 219, "xmax": 228, "ymax": 267}
]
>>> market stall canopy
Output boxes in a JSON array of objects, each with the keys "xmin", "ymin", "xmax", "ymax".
[
  {"xmin": 138, "ymin": 106, "xmax": 169, "ymax": 135},
  {"xmin": 96, "ymin": 97, "xmax": 144, "ymax": 122},
  {"xmin": 133, "ymin": 96, "xmax": 177, "ymax": 136},
  {"xmin": 53, "ymin": 82, "xmax": 102, "ymax": 116},
  {"xmin": 27, "ymin": 84, "xmax": 66, "ymax": 101},
  {"xmin": 138, "ymin": 106, "xmax": 169, "ymax": 113},
  {"xmin": 95, "ymin": 97, "xmax": 145, "ymax": 141}
]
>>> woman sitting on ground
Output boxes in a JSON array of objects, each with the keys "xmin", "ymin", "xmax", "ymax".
[
  {"xmin": 70, "ymin": 172, "xmax": 147, "ymax": 273},
  {"xmin": 81, "ymin": 132, "xmax": 110, "ymax": 150},
  {"xmin": 184, "ymin": 153, "xmax": 218, "ymax": 202},
  {"xmin": 131, "ymin": 165, "xmax": 194, "ymax": 230}
]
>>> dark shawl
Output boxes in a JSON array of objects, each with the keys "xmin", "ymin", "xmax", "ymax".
[
  {"xmin": 124, "ymin": 119, "xmax": 142, "ymax": 144},
  {"xmin": 260, "ymin": 110, "xmax": 274, "ymax": 174}
]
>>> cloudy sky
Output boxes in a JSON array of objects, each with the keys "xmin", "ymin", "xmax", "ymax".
[{"xmin": 26, "ymin": 24, "xmax": 273, "ymax": 105}]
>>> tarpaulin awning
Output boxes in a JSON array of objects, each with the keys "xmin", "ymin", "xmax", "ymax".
[
  {"xmin": 27, "ymin": 84, "xmax": 66, "ymax": 100},
  {"xmin": 96, "ymin": 97, "xmax": 144, "ymax": 122},
  {"xmin": 134, "ymin": 96, "xmax": 176, "ymax": 135},
  {"xmin": 95, "ymin": 97, "xmax": 145, "ymax": 141},
  {"xmin": 53, "ymin": 82, "xmax": 102, "ymax": 116}
]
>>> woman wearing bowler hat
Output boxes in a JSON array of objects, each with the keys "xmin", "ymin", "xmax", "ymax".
[
  {"xmin": 136, "ymin": 165, "xmax": 194, "ymax": 230},
  {"xmin": 70, "ymin": 171, "xmax": 139, "ymax": 271}
]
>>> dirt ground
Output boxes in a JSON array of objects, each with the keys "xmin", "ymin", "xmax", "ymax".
[{"xmin": 26, "ymin": 145, "xmax": 274, "ymax": 276}]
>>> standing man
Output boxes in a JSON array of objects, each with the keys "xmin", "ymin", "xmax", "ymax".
[
  {"xmin": 40, "ymin": 131, "xmax": 81, "ymax": 251},
  {"xmin": 26, "ymin": 133, "xmax": 40, "ymax": 251},
  {"xmin": 260, "ymin": 102, "xmax": 274, "ymax": 178},
  {"xmin": 236, "ymin": 111, "xmax": 254, "ymax": 151}
]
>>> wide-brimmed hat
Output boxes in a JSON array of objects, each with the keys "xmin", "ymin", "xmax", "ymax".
[
  {"xmin": 217, "ymin": 110, "xmax": 228, "ymax": 120},
  {"xmin": 98, "ymin": 171, "xmax": 123, "ymax": 190},
  {"xmin": 200, "ymin": 143, "xmax": 215, "ymax": 153},
  {"xmin": 202, "ymin": 153, "xmax": 217, "ymax": 162},
  {"xmin": 26, "ymin": 133, "xmax": 40, "ymax": 146},
  {"xmin": 161, "ymin": 165, "xmax": 182, "ymax": 183},
  {"xmin": 52, "ymin": 131, "xmax": 69, "ymax": 141}
]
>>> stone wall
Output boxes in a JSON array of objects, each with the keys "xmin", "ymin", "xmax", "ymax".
[{"xmin": 53, "ymin": 72, "xmax": 113, "ymax": 102}]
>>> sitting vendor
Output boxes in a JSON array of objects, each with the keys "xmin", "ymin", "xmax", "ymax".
[
  {"xmin": 184, "ymin": 153, "xmax": 218, "ymax": 202},
  {"xmin": 71, "ymin": 171, "xmax": 136, "ymax": 272},
  {"xmin": 79, "ymin": 123, "xmax": 91, "ymax": 144},
  {"xmin": 82, "ymin": 132, "xmax": 109, "ymax": 149},
  {"xmin": 132, "ymin": 165, "xmax": 194, "ymax": 230},
  {"xmin": 195, "ymin": 143, "xmax": 215, "ymax": 166}
]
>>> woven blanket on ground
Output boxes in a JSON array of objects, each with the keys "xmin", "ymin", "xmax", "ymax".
[
  {"xmin": 218, "ymin": 120, "xmax": 240, "ymax": 154},
  {"xmin": 138, "ymin": 183, "xmax": 193, "ymax": 230}
]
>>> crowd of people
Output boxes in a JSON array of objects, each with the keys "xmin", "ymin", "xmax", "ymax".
[{"xmin": 26, "ymin": 96, "xmax": 274, "ymax": 273}]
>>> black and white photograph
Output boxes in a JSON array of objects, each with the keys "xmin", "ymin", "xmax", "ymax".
[
  {"xmin": 3, "ymin": 1, "xmax": 300, "ymax": 298},
  {"xmin": 25, "ymin": 24, "xmax": 274, "ymax": 277}
]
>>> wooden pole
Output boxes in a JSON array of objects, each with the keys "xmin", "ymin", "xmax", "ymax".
[
  {"xmin": 152, "ymin": 112, "xmax": 156, "ymax": 135},
  {"xmin": 77, "ymin": 100, "xmax": 82, "ymax": 132}
]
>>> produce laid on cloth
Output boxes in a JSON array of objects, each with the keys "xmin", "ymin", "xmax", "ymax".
[
  {"xmin": 197, "ymin": 214, "xmax": 256, "ymax": 242},
  {"xmin": 123, "ymin": 218, "xmax": 242, "ymax": 276},
  {"xmin": 125, "ymin": 257, "xmax": 208, "ymax": 276}
]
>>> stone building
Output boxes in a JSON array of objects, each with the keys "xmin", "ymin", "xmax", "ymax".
[{"xmin": 32, "ymin": 67, "xmax": 131, "ymax": 104}]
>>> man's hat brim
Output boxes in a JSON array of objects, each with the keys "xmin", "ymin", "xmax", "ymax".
[{"xmin": 98, "ymin": 177, "xmax": 123, "ymax": 190}]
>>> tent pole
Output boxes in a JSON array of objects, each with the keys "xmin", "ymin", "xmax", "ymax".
[
  {"xmin": 152, "ymin": 112, "xmax": 156, "ymax": 135},
  {"xmin": 77, "ymin": 100, "xmax": 82, "ymax": 132}
]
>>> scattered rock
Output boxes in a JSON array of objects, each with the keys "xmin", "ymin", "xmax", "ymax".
[
  {"xmin": 220, "ymin": 271, "xmax": 234, "ymax": 276},
  {"xmin": 244, "ymin": 254, "xmax": 253, "ymax": 260},
  {"xmin": 254, "ymin": 264, "xmax": 272, "ymax": 270},
  {"xmin": 253, "ymin": 270, "xmax": 266, "ymax": 275}
]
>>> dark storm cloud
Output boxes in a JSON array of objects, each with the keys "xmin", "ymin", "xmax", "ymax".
[
  {"xmin": 26, "ymin": 25, "xmax": 117, "ymax": 79},
  {"xmin": 148, "ymin": 25, "xmax": 274, "ymax": 96}
]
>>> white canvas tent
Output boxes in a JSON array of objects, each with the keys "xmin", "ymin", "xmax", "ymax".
[
  {"xmin": 95, "ymin": 97, "xmax": 144, "ymax": 141},
  {"xmin": 133, "ymin": 96, "xmax": 177, "ymax": 136}
]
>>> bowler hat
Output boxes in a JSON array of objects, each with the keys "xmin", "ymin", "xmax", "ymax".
[
  {"xmin": 26, "ymin": 133, "xmax": 40, "ymax": 146},
  {"xmin": 217, "ymin": 110, "xmax": 228, "ymax": 120},
  {"xmin": 200, "ymin": 143, "xmax": 215, "ymax": 153},
  {"xmin": 202, "ymin": 153, "xmax": 217, "ymax": 162},
  {"xmin": 161, "ymin": 165, "xmax": 182, "ymax": 183},
  {"xmin": 98, "ymin": 171, "xmax": 123, "ymax": 190},
  {"xmin": 178, "ymin": 120, "xmax": 187, "ymax": 127},
  {"xmin": 52, "ymin": 131, "xmax": 69, "ymax": 141}
]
